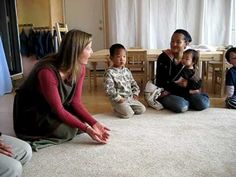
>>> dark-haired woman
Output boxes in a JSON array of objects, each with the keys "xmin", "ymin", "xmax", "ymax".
[{"xmin": 155, "ymin": 29, "xmax": 210, "ymax": 113}]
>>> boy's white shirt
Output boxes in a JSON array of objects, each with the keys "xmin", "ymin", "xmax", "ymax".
[{"xmin": 104, "ymin": 67, "xmax": 140, "ymax": 102}]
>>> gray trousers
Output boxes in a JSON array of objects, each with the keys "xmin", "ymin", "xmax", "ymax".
[
  {"xmin": 0, "ymin": 135, "xmax": 32, "ymax": 177},
  {"xmin": 112, "ymin": 97, "xmax": 146, "ymax": 118}
]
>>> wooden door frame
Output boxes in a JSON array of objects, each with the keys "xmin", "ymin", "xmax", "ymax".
[{"xmin": 103, "ymin": 0, "xmax": 109, "ymax": 49}]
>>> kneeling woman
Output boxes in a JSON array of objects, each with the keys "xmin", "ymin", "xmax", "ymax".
[{"xmin": 13, "ymin": 30, "xmax": 110, "ymax": 151}]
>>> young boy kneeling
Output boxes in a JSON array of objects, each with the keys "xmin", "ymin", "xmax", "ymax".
[{"xmin": 104, "ymin": 44, "xmax": 146, "ymax": 118}]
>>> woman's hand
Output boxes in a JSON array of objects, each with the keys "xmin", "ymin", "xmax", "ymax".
[
  {"xmin": 86, "ymin": 122, "xmax": 110, "ymax": 144},
  {"xmin": 93, "ymin": 122, "xmax": 110, "ymax": 142},
  {"xmin": 0, "ymin": 139, "xmax": 13, "ymax": 157}
]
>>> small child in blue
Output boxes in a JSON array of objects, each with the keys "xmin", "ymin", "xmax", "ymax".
[
  {"xmin": 104, "ymin": 43, "xmax": 146, "ymax": 118},
  {"xmin": 225, "ymin": 47, "xmax": 236, "ymax": 109}
]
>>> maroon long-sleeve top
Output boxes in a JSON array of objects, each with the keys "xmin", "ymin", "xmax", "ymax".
[{"xmin": 37, "ymin": 65, "xmax": 97, "ymax": 132}]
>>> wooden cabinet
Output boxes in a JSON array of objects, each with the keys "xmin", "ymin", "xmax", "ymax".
[{"xmin": 16, "ymin": 0, "xmax": 64, "ymax": 28}]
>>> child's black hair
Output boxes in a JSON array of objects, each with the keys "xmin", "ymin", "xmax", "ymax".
[
  {"xmin": 174, "ymin": 29, "xmax": 192, "ymax": 43},
  {"xmin": 109, "ymin": 43, "xmax": 126, "ymax": 57},
  {"xmin": 225, "ymin": 47, "xmax": 236, "ymax": 63},
  {"xmin": 183, "ymin": 49, "xmax": 199, "ymax": 66}
]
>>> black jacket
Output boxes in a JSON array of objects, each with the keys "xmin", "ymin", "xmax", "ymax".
[
  {"xmin": 155, "ymin": 52, "xmax": 178, "ymax": 91},
  {"xmin": 156, "ymin": 51, "xmax": 202, "ymax": 98}
]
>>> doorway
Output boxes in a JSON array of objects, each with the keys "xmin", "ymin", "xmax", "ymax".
[{"xmin": 64, "ymin": 0, "xmax": 105, "ymax": 52}]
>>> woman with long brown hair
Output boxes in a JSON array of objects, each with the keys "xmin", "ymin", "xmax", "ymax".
[{"xmin": 13, "ymin": 29, "xmax": 110, "ymax": 151}]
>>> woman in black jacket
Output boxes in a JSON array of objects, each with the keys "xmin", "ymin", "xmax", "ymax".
[{"xmin": 155, "ymin": 29, "xmax": 210, "ymax": 113}]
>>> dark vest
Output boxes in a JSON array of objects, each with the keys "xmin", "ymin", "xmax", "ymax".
[{"xmin": 13, "ymin": 61, "xmax": 76, "ymax": 140}]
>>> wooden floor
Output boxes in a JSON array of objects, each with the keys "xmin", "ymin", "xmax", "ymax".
[
  {"xmin": 0, "ymin": 74, "xmax": 226, "ymax": 117},
  {"xmin": 82, "ymin": 76, "xmax": 226, "ymax": 115},
  {"xmin": 13, "ymin": 54, "xmax": 226, "ymax": 115},
  {"xmin": 0, "ymin": 62, "xmax": 226, "ymax": 136}
]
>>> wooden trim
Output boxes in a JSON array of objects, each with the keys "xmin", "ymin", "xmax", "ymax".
[
  {"xmin": 103, "ymin": 0, "xmax": 109, "ymax": 48},
  {"xmin": 61, "ymin": 0, "xmax": 65, "ymax": 23},
  {"xmin": 48, "ymin": 0, "xmax": 52, "ymax": 28}
]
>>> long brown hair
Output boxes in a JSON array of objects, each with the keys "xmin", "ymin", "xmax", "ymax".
[{"xmin": 44, "ymin": 29, "xmax": 92, "ymax": 82}]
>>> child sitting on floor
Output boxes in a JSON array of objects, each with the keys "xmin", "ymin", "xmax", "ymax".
[
  {"xmin": 170, "ymin": 49, "xmax": 203, "ymax": 97},
  {"xmin": 225, "ymin": 47, "xmax": 236, "ymax": 109},
  {"xmin": 103, "ymin": 43, "xmax": 146, "ymax": 118}
]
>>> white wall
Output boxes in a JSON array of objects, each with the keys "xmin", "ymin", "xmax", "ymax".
[{"xmin": 64, "ymin": 0, "xmax": 105, "ymax": 51}]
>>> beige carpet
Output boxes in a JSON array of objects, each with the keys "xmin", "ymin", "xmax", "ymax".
[{"xmin": 22, "ymin": 108, "xmax": 236, "ymax": 177}]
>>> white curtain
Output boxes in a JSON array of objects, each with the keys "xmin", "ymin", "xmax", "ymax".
[{"xmin": 107, "ymin": 0, "xmax": 236, "ymax": 49}]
